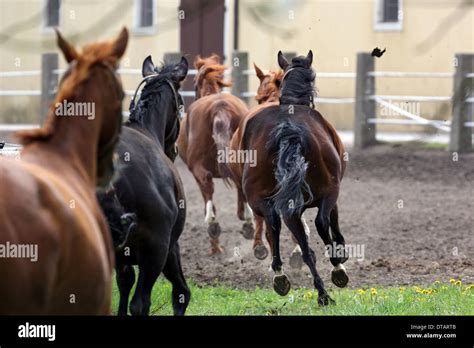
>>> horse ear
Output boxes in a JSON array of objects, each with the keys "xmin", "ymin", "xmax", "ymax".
[
  {"xmin": 175, "ymin": 56, "xmax": 189, "ymax": 82},
  {"xmin": 142, "ymin": 55, "xmax": 155, "ymax": 77},
  {"xmin": 277, "ymin": 51, "xmax": 289, "ymax": 70},
  {"xmin": 254, "ymin": 63, "xmax": 265, "ymax": 81},
  {"xmin": 194, "ymin": 55, "xmax": 204, "ymax": 69},
  {"xmin": 55, "ymin": 28, "xmax": 78, "ymax": 63},
  {"xmin": 305, "ymin": 50, "xmax": 313, "ymax": 68},
  {"xmin": 109, "ymin": 27, "xmax": 128, "ymax": 61}
]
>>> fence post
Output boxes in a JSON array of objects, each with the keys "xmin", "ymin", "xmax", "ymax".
[
  {"xmin": 163, "ymin": 52, "xmax": 181, "ymax": 64},
  {"xmin": 40, "ymin": 53, "xmax": 58, "ymax": 125},
  {"xmin": 449, "ymin": 53, "xmax": 473, "ymax": 153},
  {"xmin": 231, "ymin": 51, "xmax": 248, "ymax": 104},
  {"xmin": 354, "ymin": 52, "xmax": 376, "ymax": 149}
]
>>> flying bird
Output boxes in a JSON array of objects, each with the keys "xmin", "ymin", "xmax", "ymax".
[{"xmin": 371, "ymin": 47, "xmax": 386, "ymax": 58}]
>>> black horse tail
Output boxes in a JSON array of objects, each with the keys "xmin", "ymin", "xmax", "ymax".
[
  {"xmin": 212, "ymin": 108, "xmax": 233, "ymax": 187},
  {"xmin": 267, "ymin": 120, "xmax": 313, "ymax": 219}
]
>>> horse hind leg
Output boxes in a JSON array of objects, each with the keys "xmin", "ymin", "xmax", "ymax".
[
  {"xmin": 289, "ymin": 212, "xmax": 310, "ymax": 270},
  {"xmin": 263, "ymin": 207, "xmax": 290, "ymax": 296},
  {"xmin": 193, "ymin": 166, "xmax": 223, "ymax": 254},
  {"xmin": 316, "ymin": 198, "xmax": 349, "ymax": 289},
  {"xmin": 239, "ymin": 193, "xmax": 255, "ymax": 240},
  {"xmin": 252, "ymin": 215, "xmax": 268, "ymax": 260},
  {"xmin": 285, "ymin": 214, "xmax": 334, "ymax": 306},
  {"xmin": 130, "ymin": 240, "xmax": 168, "ymax": 316},
  {"xmin": 163, "ymin": 243, "xmax": 191, "ymax": 316},
  {"xmin": 330, "ymin": 204, "xmax": 349, "ymax": 264},
  {"xmin": 115, "ymin": 263, "xmax": 135, "ymax": 316}
]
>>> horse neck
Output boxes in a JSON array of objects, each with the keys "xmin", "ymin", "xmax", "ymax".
[
  {"xmin": 41, "ymin": 109, "xmax": 101, "ymax": 185},
  {"xmin": 140, "ymin": 88, "xmax": 174, "ymax": 147},
  {"xmin": 198, "ymin": 82, "xmax": 221, "ymax": 98}
]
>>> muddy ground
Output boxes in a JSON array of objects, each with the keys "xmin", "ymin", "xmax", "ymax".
[{"xmin": 177, "ymin": 144, "xmax": 473, "ymax": 290}]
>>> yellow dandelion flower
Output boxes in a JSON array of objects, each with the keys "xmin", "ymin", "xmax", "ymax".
[
  {"xmin": 370, "ymin": 288, "xmax": 378, "ymax": 295},
  {"xmin": 303, "ymin": 291, "xmax": 313, "ymax": 300},
  {"xmin": 357, "ymin": 289, "xmax": 366, "ymax": 295},
  {"xmin": 454, "ymin": 280, "xmax": 462, "ymax": 286},
  {"xmin": 399, "ymin": 287, "xmax": 406, "ymax": 293},
  {"xmin": 465, "ymin": 284, "xmax": 474, "ymax": 291},
  {"xmin": 434, "ymin": 280, "xmax": 441, "ymax": 284},
  {"xmin": 449, "ymin": 278, "xmax": 456, "ymax": 284}
]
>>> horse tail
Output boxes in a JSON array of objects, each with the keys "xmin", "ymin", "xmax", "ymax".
[
  {"xmin": 212, "ymin": 109, "xmax": 233, "ymax": 187},
  {"xmin": 267, "ymin": 120, "xmax": 313, "ymax": 219}
]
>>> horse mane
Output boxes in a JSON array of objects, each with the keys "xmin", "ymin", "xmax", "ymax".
[
  {"xmin": 255, "ymin": 69, "xmax": 283, "ymax": 104},
  {"xmin": 16, "ymin": 40, "xmax": 121, "ymax": 145},
  {"xmin": 194, "ymin": 54, "xmax": 232, "ymax": 96},
  {"xmin": 128, "ymin": 61, "xmax": 177, "ymax": 124},
  {"xmin": 279, "ymin": 64, "xmax": 316, "ymax": 106}
]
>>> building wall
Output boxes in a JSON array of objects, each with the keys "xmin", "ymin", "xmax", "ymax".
[
  {"xmin": 1, "ymin": 0, "xmax": 473, "ymax": 132},
  {"xmin": 238, "ymin": 0, "xmax": 474, "ymax": 130},
  {"xmin": 0, "ymin": 0, "xmax": 180, "ymax": 124}
]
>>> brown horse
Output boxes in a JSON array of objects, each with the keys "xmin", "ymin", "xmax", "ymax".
[
  {"xmin": 228, "ymin": 63, "xmax": 283, "ymax": 260},
  {"xmin": 240, "ymin": 51, "xmax": 349, "ymax": 305},
  {"xmin": 177, "ymin": 54, "xmax": 250, "ymax": 254},
  {"xmin": 0, "ymin": 28, "xmax": 128, "ymax": 314}
]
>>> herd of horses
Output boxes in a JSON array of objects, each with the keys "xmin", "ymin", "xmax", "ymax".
[{"xmin": 0, "ymin": 28, "xmax": 349, "ymax": 315}]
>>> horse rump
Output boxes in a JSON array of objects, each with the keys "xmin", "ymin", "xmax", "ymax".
[
  {"xmin": 212, "ymin": 108, "xmax": 234, "ymax": 187},
  {"xmin": 266, "ymin": 120, "xmax": 313, "ymax": 218}
]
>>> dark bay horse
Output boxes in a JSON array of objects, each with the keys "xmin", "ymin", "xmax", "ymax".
[
  {"xmin": 97, "ymin": 55, "xmax": 190, "ymax": 316},
  {"xmin": 240, "ymin": 51, "xmax": 349, "ymax": 305},
  {"xmin": 177, "ymin": 54, "xmax": 250, "ymax": 255},
  {"xmin": 229, "ymin": 63, "xmax": 283, "ymax": 260},
  {"xmin": 0, "ymin": 28, "xmax": 128, "ymax": 314}
]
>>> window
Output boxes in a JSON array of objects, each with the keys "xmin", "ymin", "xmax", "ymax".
[
  {"xmin": 44, "ymin": 0, "xmax": 60, "ymax": 28},
  {"xmin": 374, "ymin": 0, "xmax": 403, "ymax": 32},
  {"xmin": 134, "ymin": 0, "xmax": 156, "ymax": 34}
]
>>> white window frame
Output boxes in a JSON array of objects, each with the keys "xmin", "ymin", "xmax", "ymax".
[
  {"xmin": 374, "ymin": 0, "xmax": 403, "ymax": 32},
  {"xmin": 133, "ymin": 0, "xmax": 157, "ymax": 35},
  {"xmin": 42, "ymin": 0, "xmax": 61, "ymax": 33}
]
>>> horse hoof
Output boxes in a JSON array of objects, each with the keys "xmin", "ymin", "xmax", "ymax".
[
  {"xmin": 253, "ymin": 244, "xmax": 268, "ymax": 260},
  {"xmin": 208, "ymin": 222, "xmax": 222, "ymax": 238},
  {"xmin": 240, "ymin": 222, "xmax": 254, "ymax": 240},
  {"xmin": 289, "ymin": 250, "xmax": 303, "ymax": 270},
  {"xmin": 331, "ymin": 265, "xmax": 349, "ymax": 288},
  {"xmin": 208, "ymin": 246, "xmax": 224, "ymax": 255},
  {"xmin": 318, "ymin": 294, "xmax": 335, "ymax": 306},
  {"xmin": 273, "ymin": 274, "xmax": 291, "ymax": 296}
]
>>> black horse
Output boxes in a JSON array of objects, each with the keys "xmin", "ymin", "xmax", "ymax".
[{"xmin": 98, "ymin": 55, "xmax": 190, "ymax": 316}]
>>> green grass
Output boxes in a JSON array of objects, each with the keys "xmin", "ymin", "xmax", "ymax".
[{"xmin": 112, "ymin": 277, "xmax": 474, "ymax": 315}]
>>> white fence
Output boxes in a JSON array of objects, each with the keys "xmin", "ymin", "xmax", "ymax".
[{"xmin": 1, "ymin": 51, "xmax": 473, "ymax": 152}]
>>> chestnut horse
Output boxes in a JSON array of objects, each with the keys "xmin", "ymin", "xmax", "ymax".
[
  {"xmin": 228, "ymin": 63, "xmax": 283, "ymax": 260},
  {"xmin": 0, "ymin": 28, "xmax": 128, "ymax": 314},
  {"xmin": 177, "ymin": 55, "xmax": 250, "ymax": 254},
  {"xmin": 240, "ymin": 51, "xmax": 349, "ymax": 306}
]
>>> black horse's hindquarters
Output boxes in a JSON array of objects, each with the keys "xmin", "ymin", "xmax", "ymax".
[{"xmin": 104, "ymin": 125, "xmax": 189, "ymax": 315}]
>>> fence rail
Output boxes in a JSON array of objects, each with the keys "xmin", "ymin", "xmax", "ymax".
[{"xmin": 0, "ymin": 51, "xmax": 472, "ymax": 152}]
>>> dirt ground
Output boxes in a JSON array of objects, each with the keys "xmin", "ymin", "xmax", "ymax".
[{"xmin": 177, "ymin": 144, "xmax": 474, "ymax": 290}]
